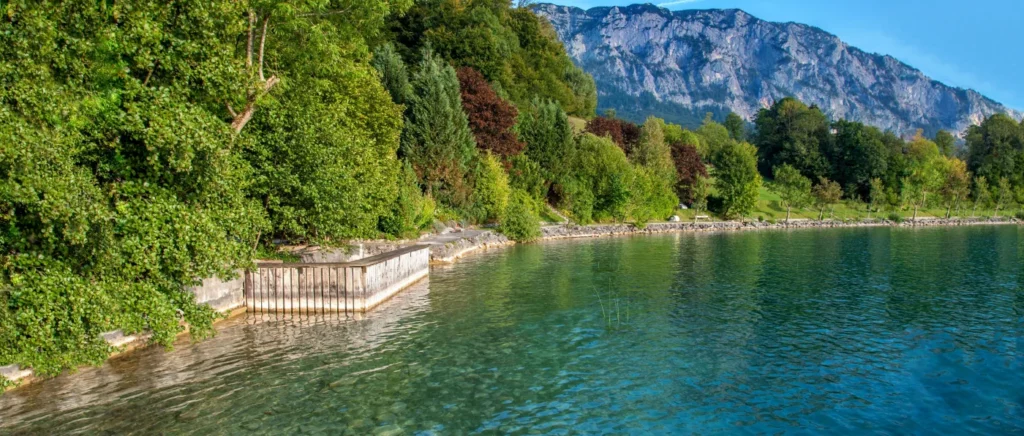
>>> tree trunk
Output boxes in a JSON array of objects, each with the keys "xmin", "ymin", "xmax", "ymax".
[
  {"xmin": 945, "ymin": 204, "xmax": 951, "ymax": 219},
  {"xmin": 913, "ymin": 205, "xmax": 919, "ymax": 223},
  {"xmin": 786, "ymin": 206, "xmax": 791, "ymax": 224},
  {"xmin": 818, "ymin": 207, "xmax": 824, "ymax": 221},
  {"xmin": 829, "ymin": 205, "xmax": 835, "ymax": 220}
]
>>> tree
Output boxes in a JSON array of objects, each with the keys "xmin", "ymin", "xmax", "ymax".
[
  {"xmin": 753, "ymin": 97, "xmax": 831, "ymax": 180},
  {"xmin": 716, "ymin": 142, "xmax": 762, "ymax": 220},
  {"xmin": 585, "ymin": 116, "xmax": 641, "ymax": 154},
  {"xmin": 691, "ymin": 176, "xmax": 711, "ymax": 223},
  {"xmin": 771, "ymin": 164, "xmax": 812, "ymax": 223},
  {"xmin": 456, "ymin": 67, "xmax": 524, "ymax": 158},
  {"xmin": 633, "ymin": 117, "xmax": 677, "ymax": 187},
  {"xmin": 519, "ymin": 99, "xmax": 575, "ymax": 182},
  {"xmin": 670, "ymin": 143, "xmax": 708, "ymax": 204},
  {"xmin": 827, "ymin": 120, "xmax": 888, "ymax": 199},
  {"xmin": 966, "ymin": 114, "xmax": 1024, "ymax": 188},
  {"xmin": 939, "ymin": 158, "xmax": 970, "ymax": 218},
  {"xmin": 571, "ymin": 134, "xmax": 635, "ymax": 222},
  {"xmin": 935, "ymin": 130, "xmax": 957, "ymax": 157},
  {"xmin": 995, "ymin": 176, "xmax": 1013, "ymax": 217},
  {"xmin": 724, "ymin": 112, "xmax": 747, "ymax": 141},
  {"xmin": 868, "ymin": 178, "xmax": 886, "ymax": 219},
  {"xmin": 372, "ymin": 43, "xmax": 412, "ymax": 106},
  {"xmin": 972, "ymin": 176, "xmax": 991, "ymax": 217},
  {"xmin": 812, "ymin": 178, "xmax": 843, "ymax": 220},
  {"xmin": 696, "ymin": 114, "xmax": 732, "ymax": 161},
  {"xmin": 403, "ymin": 49, "xmax": 477, "ymax": 200}
]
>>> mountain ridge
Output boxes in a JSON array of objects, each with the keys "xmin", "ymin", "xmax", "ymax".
[{"xmin": 534, "ymin": 3, "xmax": 1022, "ymax": 135}]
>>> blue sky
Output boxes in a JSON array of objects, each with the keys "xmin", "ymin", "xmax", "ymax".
[{"xmin": 549, "ymin": 0, "xmax": 1024, "ymax": 110}]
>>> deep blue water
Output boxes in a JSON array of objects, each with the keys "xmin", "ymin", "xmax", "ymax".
[{"xmin": 1, "ymin": 226, "xmax": 1023, "ymax": 434}]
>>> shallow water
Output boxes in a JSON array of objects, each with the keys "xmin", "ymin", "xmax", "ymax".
[{"xmin": 2, "ymin": 226, "xmax": 1024, "ymax": 434}]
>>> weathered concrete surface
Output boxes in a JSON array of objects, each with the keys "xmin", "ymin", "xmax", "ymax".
[
  {"xmin": 419, "ymin": 229, "xmax": 512, "ymax": 264},
  {"xmin": 190, "ymin": 272, "xmax": 246, "ymax": 313}
]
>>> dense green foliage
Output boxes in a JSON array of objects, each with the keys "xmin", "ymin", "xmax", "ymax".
[{"xmin": 501, "ymin": 189, "xmax": 541, "ymax": 242}]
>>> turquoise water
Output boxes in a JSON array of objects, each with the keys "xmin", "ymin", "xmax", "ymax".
[{"xmin": 2, "ymin": 226, "xmax": 1024, "ymax": 434}]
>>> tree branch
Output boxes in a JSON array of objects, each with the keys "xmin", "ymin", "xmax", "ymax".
[
  {"xmin": 226, "ymin": 103, "xmax": 238, "ymax": 118},
  {"xmin": 258, "ymin": 13, "xmax": 270, "ymax": 82},
  {"xmin": 296, "ymin": 8, "xmax": 351, "ymax": 17}
]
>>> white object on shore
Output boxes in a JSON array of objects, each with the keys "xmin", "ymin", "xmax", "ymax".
[{"xmin": 668, "ymin": 215, "xmax": 681, "ymax": 222}]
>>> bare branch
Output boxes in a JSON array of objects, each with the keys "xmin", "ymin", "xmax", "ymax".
[
  {"xmin": 258, "ymin": 13, "xmax": 270, "ymax": 82},
  {"xmin": 226, "ymin": 103, "xmax": 238, "ymax": 118}
]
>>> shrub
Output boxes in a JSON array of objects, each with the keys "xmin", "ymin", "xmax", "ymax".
[
  {"xmin": 1015, "ymin": 211, "xmax": 1024, "ymax": 221},
  {"xmin": 470, "ymin": 152, "xmax": 512, "ymax": 223},
  {"xmin": 887, "ymin": 212, "xmax": 904, "ymax": 223},
  {"xmin": 585, "ymin": 116, "xmax": 641, "ymax": 154},
  {"xmin": 501, "ymin": 190, "xmax": 541, "ymax": 242}
]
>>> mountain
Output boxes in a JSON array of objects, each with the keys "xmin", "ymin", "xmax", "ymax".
[{"xmin": 534, "ymin": 3, "xmax": 1023, "ymax": 135}]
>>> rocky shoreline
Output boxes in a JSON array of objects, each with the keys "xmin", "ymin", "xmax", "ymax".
[{"xmin": 428, "ymin": 217, "xmax": 1020, "ymax": 263}]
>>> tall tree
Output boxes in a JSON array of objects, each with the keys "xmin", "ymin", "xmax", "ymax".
[
  {"xmin": 585, "ymin": 116, "xmax": 641, "ymax": 154},
  {"xmin": 403, "ymin": 49, "xmax": 477, "ymax": 199},
  {"xmin": 966, "ymin": 114, "xmax": 1024, "ymax": 188},
  {"xmin": 724, "ymin": 112, "xmax": 746, "ymax": 141},
  {"xmin": 716, "ymin": 142, "xmax": 762, "ymax": 220},
  {"xmin": 691, "ymin": 176, "xmax": 710, "ymax": 223},
  {"xmin": 633, "ymin": 117, "xmax": 677, "ymax": 186},
  {"xmin": 935, "ymin": 130, "xmax": 957, "ymax": 157},
  {"xmin": 456, "ymin": 67, "xmax": 524, "ymax": 158},
  {"xmin": 670, "ymin": 143, "xmax": 708, "ymax": 204},
  {"xmin": 812, "ymin": 177, "xmax": 843, "ymax": 221},
  {"xmin": 995, "ymin": 176, "xmax": 1013, "ymax": 217},
  {"xmin": 754, "ymin": 97, "xmax": 831, "ymax": 180},
  {"xmin": 972, "ymin": 176, "xmax": 991, "ymax": 217},
  {"xmin": 372, "ymin": 43, "xmax": 412, "ymax": 106},
  {"xmin": 771, "ymin": 164, "xmax": 812, "ymax": 223},
  {"xmin": 868, "ymin": 177, "xmax": 886, "ymax": 219},
  {"xmin": 939, "ymin": 157, "xmax": 970, "ymax": 218}
]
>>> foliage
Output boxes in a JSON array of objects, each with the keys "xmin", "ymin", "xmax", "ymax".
[
  {"xmin": 812, "ymin": 178, "xmax": 843, "ymax": 220},
  {"xmin": 972, "ymin": 176, "xmax": 992, "ymax": 216},
  {"xmin": 0, "ymin": 0, "xmax": 267, "ymax": 375},
  {"xmin": 869, "ymin": 177, "xmax": 886, "ymax": 217},
  {"xmin": 391, "ymin": 1, "xmax": 596, "ymax": 116},
  {"xmin": 471, "ymin": 153, "xmax": 512, "ymax": 223},
  {"xmin": 572, "ymin": 134, "xmax": 636, "ymax": 222},
  {"xmin": 935, "ymin": 130, "xmax": 957, "ymax": 157},
  {"xmin": 690, "ymin": 176, "xmax": 711, "ymax": 222},
  {"xmin": 456, "ymin": 67, "xmax": 524, "ymax": 158},
  {"xmin": 629, "ymin": 166, "xmax": 678, "ymax": 227},
  {"xmin": 403, "ymin": 48, "xmax": 477, "ymax": 203},
  {"xmin": 715, "ymin": 142, "xmax": 762, "ymax": 219},
  {"xmin": 372, "ymin": 43, "xmax": 412, "ymax": 106},
  {"xmin": 966, "ymin": 114, "xmax": 1024, "ymax": 188},
  {"xmin": 670, "ymin": 143, "xmax": 708, "ymax": 204},
  {"xmin": 519, "ymin": 99, "xmax": 575, "ymax": 183},
  {"xmin": 244, "ymin": 57, "xmax": 404, "ymax": 241},
  {"xmin": 633, "ymin": 117, "xmax": 678, "ymax": 184},
  {"xmin": 585, "ymin": 116, "xmax": 641, "ymax": 154},
  {"xmin": 695, "ymin": 114, "xmax": 732, "ymax": 161},
  {"xmin": 827, "ymin": 120, "xmax": 888, "ymax": 199},
  {"xmin": 501, "ymin": 189, "xmax": 541, "ymax": 242},
  {"xmin": 754, "ymin": 97, "xmax": 831, "ymax": 180},
  {"xmin": 770, "ymin": 164, "xmax": 812, "ymax": 221},
  {"xmin": 379, "ymin": 163, "xmax": 434, "ymax": 237},
  {"xmin": 724, "ymin": 112, "xmax": 747, "ymax": 141},
  {"xmin": 939, "ymin": 157, "xmax": 970, "ymax": 218},
  {"xmin": 508, "ymin": 154, "xmax": 548, "ymax": 203}
]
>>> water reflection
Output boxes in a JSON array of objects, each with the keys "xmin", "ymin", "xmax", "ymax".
[{"xmin": 1, "ymin": 227, "xmax": 1023, "ymax": 434}]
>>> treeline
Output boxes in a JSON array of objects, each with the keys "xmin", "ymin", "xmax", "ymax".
[
  {"xmin": 0, "ymin": 0, "xmax": 603, "ymax": 377},
  {"xmin": 750, "ymin": 97, "xmax": 1024, "ymax": 221}
]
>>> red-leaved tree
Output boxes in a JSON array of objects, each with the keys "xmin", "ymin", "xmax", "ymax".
[
  {"xmin": 456, "ymin": 67, "xmax": 524, "ymax": 158},
  {"xmin": 671, "ymin": 142, "xmax": 708, "ymax": 204},
  {"xmin": 585, "ymin": 116, "xmax": 641, "ymax": 154}
]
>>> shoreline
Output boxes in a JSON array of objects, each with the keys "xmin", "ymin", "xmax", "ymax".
[
  {"xmin": 3, "ymin": 216, "xmax": 1018, "ymax": 392},
  {"xmin": 429, "ymin": 216, "xmax": 1020, "ymax": 264}
]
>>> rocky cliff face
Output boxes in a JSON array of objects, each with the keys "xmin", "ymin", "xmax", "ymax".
[{"xmin": 535, "ymin": 3, "xmax": 1022, "ymax": 135}]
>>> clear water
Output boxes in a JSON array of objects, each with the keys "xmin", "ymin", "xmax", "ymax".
[{"xmin": 2, "ymin": 226, "xmax": 1024, "ymax": 434}]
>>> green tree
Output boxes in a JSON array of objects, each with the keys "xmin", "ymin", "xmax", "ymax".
[
  {"xmin": 995, "ymin": 176, "xmax": 1013, "ymax": 217},
  {"xmin": 972, "ymin": 176, "xmax": 991, "ymax": 217},
  {"xmin": 471, "ymin": 152, "xmax": 512, "ymax": 223},
  {"xmin": 966, "ymin": 114, "xmax": 1024, "ymax": 187},
  {"xmin": 771, "ymin": 164, "xmax": 812, "ymax": 223},
  {"xmin": 754, "ymin": 97, "xmax": 831, "ymax": 180},
  {"xmin": 696, "ymin": 113, "xmax": 732, "ymax": 161},
  {"xmin": 501, "ymin": 189, "xmax": 541, "ymax": 242},
  {"xmin": 403, "ymin": 48, "xmax": 477, "ymax": 201},
  {"xmin": 372, "ymin": 43, "xmax": 412, "ymax": 106},
  {"xmin": 519, "ymin": 99, "xmax": 575, "ymax": 179},
  {"xmin": 691, "ymin": 176, "xmax": 711, "ymax": 223},
  {"xmin": 724, "ymin": 112, "xmax": 747, "ymax": 141},
  {"xmin": 716, "ymin": 142, "xmax": 762, "ymax": 220},
  {"xmin": 827, "ymin": 120, "xmax": 888, "ymax": 199},
  {"xmin": 868, "ymin": 177, "xmax": 886, "ymax": 219},
  {"xmin": 812, "ymin": 178, "xmax": 843, "ymax": 220},
  {"xmin": 633, "ymin": 117, "xmax": 678, "ymax": 188},
  {"xmin": 939, "ymin": 157, "xmax": 970, "ymax": 218},
  {"xmin": 935, "ymin": 130, "xmax": 957, "ymax": 157}
]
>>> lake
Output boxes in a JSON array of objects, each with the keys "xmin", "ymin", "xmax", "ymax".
[{"xmin": 2, "ymin": 226, "xmax": 1023, "ymax": 434}]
